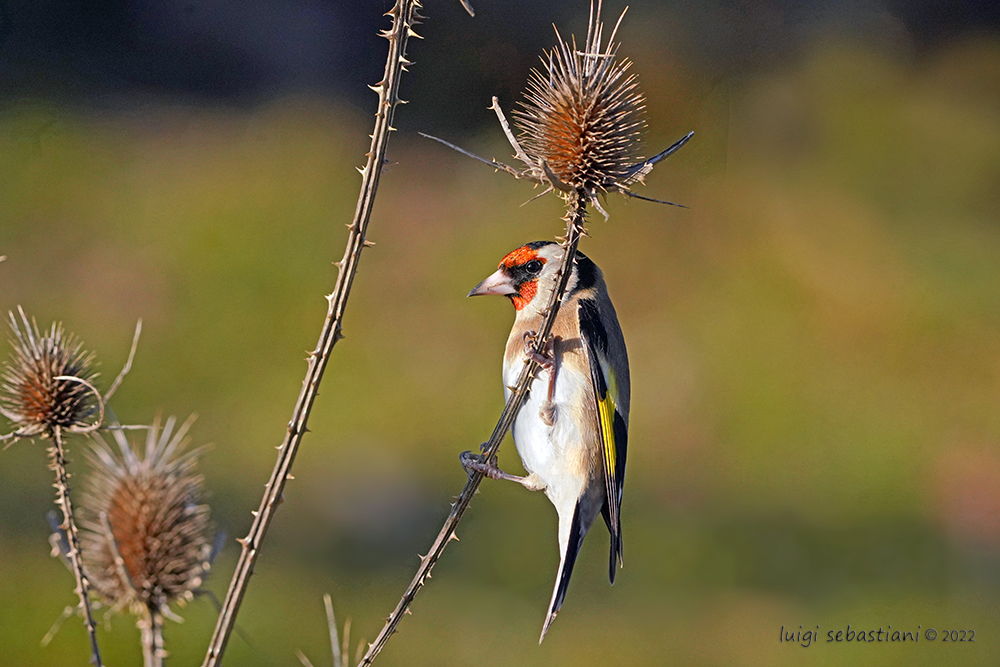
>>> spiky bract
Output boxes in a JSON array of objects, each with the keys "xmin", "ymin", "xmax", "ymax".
[
  {"xmin": 1, "ymin": 309, "xmax": 100, "ymax": 437},
  {"xmin": 514, "ymin": 6, "xmax": 646, "ymax": 198},
  {"xmin": 80, "ymin": 416, "xmax": 212, "ymax": 617}
]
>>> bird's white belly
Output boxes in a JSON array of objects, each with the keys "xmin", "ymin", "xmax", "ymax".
[{"xmin": 504, "ymin": 360, "xmax": 589, "ymax": 508}]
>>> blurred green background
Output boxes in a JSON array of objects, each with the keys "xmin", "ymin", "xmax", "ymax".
[{"xmin": 2, "ymin": 1, "xmax": 1000, "ymax": 665}]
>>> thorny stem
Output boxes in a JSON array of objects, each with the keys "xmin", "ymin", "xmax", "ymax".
[
  {"xmin": 140, "ymin": 603, "xmax": 165, "ymax": 667},
  {"xmin": 358, "ymin": 194, "xmax": 587, "ymax": 666},
  {"xmin": 50, "ymin": 425, "xmax": 104, "ymax": 667},
  {"xmin": 490, "ymin": 96, "xmax": 533, "ymax": 167},
  {"xmin": 200, "ymin": 2, "xmax": 424, "ymax": 665}
]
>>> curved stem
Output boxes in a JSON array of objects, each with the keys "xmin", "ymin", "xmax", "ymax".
[
  {"xmin": 200, "ymin": 2, "xmax": 424, "ymax": 665},
  {"xmin": 50, "ymin": 425, "xmax": 103, "ymax": 666},
  {"xmin": 358, "ymin": 194, "xmax": 587, "ymax": 666}
]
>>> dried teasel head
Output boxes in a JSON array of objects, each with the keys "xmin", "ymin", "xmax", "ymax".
[
  {"xmin": 419, "ymin": 1, "xmax": 691, "ymax": 217},
  {"xmin": 514, "ymin": 1, "xmax": 646, "ymax": 200},
  {"xmin": 419, "ymin": 3, "xmax": 694, "ymax": 220},
  {"xmin": 79, "ymin": 415, "xmax": 213, "ymax": 618},
  {"xmin": 0, "ymin": 307, "xmax": 101, "ymax": 438}
]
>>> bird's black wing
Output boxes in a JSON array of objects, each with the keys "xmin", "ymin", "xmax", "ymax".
[{"xmin": 577, "ymin": 297, "xmax": 628, "ymax": 581}]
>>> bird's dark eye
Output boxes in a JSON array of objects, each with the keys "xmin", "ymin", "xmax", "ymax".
[{"xmin": 525, "ymin": 259, "xmax": 543, "ymax": 275}]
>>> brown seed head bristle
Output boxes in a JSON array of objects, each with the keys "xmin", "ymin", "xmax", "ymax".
[
  {"xmin": 514, "ymin": 4, "xmax": 646, "ymax": 195},
  {"xmin": 1, "ymin": 309, "xmax": 99, "ymax": 437},
  {"xmin": 80, "ymin": 416, "xmax": 213, "ymax": 616}
]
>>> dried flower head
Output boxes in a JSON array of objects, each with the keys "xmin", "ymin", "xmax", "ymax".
[
  {"xmin": 80, "ymin": 415, "xmax": 213, "ymax": 618},
  {"xmin": 514, "ymin": 2, "xmax": 645, "ymax": 198},
  {"xmin": 0, "ymin": 307, "xmax": 101, "ymax": 438},
  {"xmin": 419, "ymin": 1, "xmax": 691, "ymax": 219}
]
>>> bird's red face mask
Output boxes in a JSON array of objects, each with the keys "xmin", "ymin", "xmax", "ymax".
[{"xmin": 468, "ymin": 245, "xmax": 548, "ymax": 311}]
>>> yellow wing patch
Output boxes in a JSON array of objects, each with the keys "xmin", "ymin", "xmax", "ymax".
[{"xmin": 598, "ymin": 366, "xmax": 618, "ymax": 480}]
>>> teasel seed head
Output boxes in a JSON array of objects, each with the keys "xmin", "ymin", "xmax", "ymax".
[
  {"xmin": 514, "ymin": 1, "xmax": 646, "ymax": 200},
  {"xmin": 418, "ymin": 1, "xmax": 690, "ymax": 217},
  {"xmin": 0, "ymin": 307, "xmax": 101, "ymax": 438},
  {"xmin": 80, "ymin": 415, "xmax": 213, "ymax": 618}
]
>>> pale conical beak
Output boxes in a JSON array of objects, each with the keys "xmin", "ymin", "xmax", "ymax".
[{"xmin": 468, "ymin": 268, "xmax": 517, "ymax": 297}]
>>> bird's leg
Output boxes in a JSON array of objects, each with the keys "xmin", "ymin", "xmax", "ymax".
[
  {"xmin": 523, "ymin": 331, "xmax": 557, "ymax": 426},
  {"xmin": 460, "ymin": 450, "xmax": 534, "ymax": 487}
]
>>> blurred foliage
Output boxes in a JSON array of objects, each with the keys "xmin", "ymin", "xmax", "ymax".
[{"xmin": 2, "ymin": 4, "xmax": 1000, "ymax": 666}]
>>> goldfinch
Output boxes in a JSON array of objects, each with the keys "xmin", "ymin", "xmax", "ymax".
[{"xmin": 465, "ymin": 240, "xmax": 629, "ymax": 641}]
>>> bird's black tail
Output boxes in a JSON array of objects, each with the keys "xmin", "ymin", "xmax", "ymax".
[
  {"xmin": 540, "ymin": 503, "xmax": 586, "ymax": 643},
  {"xmin": 601, "ymin": 503, "xmax": 624, "ymax": 584}
]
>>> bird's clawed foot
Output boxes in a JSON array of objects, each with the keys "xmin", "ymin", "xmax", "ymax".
[
  {"xmin": 523, "ymin": 330, "xmax": 555, "ymax": 370},
  {"xmin": 460, "ymin": 450, "xmax": 526, "ymax": 485},
  {"xmin": 460, "ymin": 450, "xmax": 503, "ymax": 480}
]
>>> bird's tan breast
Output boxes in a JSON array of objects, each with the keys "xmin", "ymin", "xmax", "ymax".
[{"xmin": 504, "ymin": 297, "xmax": 602, "ymax": 482}]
